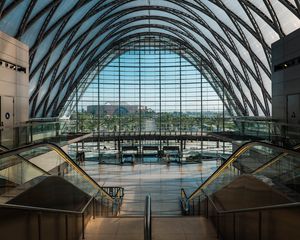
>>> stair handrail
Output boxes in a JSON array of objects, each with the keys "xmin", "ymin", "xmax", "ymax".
[
  {"xmin": 180, "ymin": 188, "xmax": 189, "ymax": 214},
  {"xmin": 144, "ymin": 195, "xmax": 152, "ymax": 240}
]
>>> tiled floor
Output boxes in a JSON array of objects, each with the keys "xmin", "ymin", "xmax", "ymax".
[
  {"xmin": 81, "ymin": 161, "xmax": 219, "ymax": 215},
  {"xmin": 152, "ymin": 217, "xmax": 218, "ymax": 240},
  {"xmin": 84, "ymin": 218, "xmax": 143, "ymax": 240},
  {"xmin": 84, "ymin": 216, "xmax": 218, "ymax": 240}
]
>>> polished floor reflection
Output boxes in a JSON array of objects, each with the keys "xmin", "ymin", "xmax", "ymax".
[{"xmin": 82, "ymin": 160, "xmax": 219, "ymax": 215}]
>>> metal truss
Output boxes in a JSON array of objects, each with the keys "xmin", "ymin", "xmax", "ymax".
[{"xmin": 0, "ymin": 0, "xmax": 299, "ymax": 117}]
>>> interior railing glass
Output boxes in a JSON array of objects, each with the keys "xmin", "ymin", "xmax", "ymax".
[
  {"xmin": 0, "ymin": 120, "xmax": 81, "ymax": 149},
  {"xmin": 0, "ymin": 142, "xmax": 123, "ymax": 211}
]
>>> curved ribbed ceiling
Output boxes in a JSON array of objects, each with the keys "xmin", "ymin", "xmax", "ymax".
[{"xmin": 0, "ymin": 0, "xmax": 300, "ymax": 117}]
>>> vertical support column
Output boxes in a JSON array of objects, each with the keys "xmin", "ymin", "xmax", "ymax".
[
  {"xmin": 139, "ymin": 36, "xmax": 142, "ymax": 157},
  {"xmin": 118, "ymin": 46, "xmax": 121, "ymax": 156},
  {"xmin": 200, "ymin": 61, "xmax": 203, "ymax": 153},
  {"xmin": 76, "ymin": 84, "xmax": 79, "ymax": 154},
  {"xmin": 222, "ymin": 83, "xmax": 225, "ymax": 154},
  {"xmin": 159, "ymin": 39, "xmax": 162, "ymax": 152},
  {"xmin": 222, "ymin": 83, "xmax": 225, "ymax": 132},
  {"xmin": 97, "ymin": 62, "xmax": 101, "ymax": 162},
  {"xmin": 76, "ymin": 84, "xmax": 79, "ymax": 134},
  {"xmin": 179, "ymin": 45, "xmax": 183, "ymax": 156}
]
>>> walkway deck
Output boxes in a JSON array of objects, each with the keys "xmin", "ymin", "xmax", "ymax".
[
  {"xmin": 82, "ymin": 161, "xmax": 219, "ymax": 215},
  {"xmin": 84, "ymin": 216, "xmax": 218, "ymax": 240}
]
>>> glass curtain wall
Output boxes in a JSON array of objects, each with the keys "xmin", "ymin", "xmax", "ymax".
[
  {"xmin": 63, "ymin": 40, "xmax": 233, "ymax": 160},
  {"xmin": 71, "ymin": 47, "xmax": 229, "ymax": 133}
]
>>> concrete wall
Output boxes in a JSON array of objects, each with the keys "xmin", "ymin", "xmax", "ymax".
[
  {"xmin": 0, "ymin": 31, "xmax": 29, "ymax": 125},
  {"xmin": 272, "ymin": 28, "xmax": 300, "ymax": 124}
]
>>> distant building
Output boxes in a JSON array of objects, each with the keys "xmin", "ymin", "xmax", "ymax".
[{"xmin": 87, "ymin": 102, "xmax": 148, "ymax": 116}]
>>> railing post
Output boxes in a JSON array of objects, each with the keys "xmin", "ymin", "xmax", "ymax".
[
  {"xmin": 38, "ymin": 212, "xmax": 42, "ymax": 240},
  {"xmin": 206, "ymin": 196, "xmax": 209, "ymax": 218},
  {"xmin": 192, "ymin": 199, "xmax": 195, "ymax": 216},
  {"xmin": 198, "ymin": 196, "xmax": 201, "ymax": 215},
  {"xmin": 216, "ymin": 212, "xmax": 220, "ymax": 239},
  {"xmin": 100, "ymin": 197, "xmax": 102, "ymax": 216},
  {"xmin": 82, "ymin": 213, "xmax": 85, "ymax": 239},
  {"xmin": 233, "ymin": 213, "xmax": 236, "ymax": 240},
  {"xmin": 144, "ymin": 195, "xmax": 152, "ymax": 240},
  {"xmin": 258, "ymin": 211, "xmax": 262, "ymax": 240},
  {"xmin": 93, "ymin": 198, "xmax": 95, "ymax": 219},
  {"xmin": 65, "ymin": 214, "xmax": 68, "ymax": 240}
]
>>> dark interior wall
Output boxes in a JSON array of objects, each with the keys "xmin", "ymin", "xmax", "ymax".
[{"xmin": 272, "ymin": 28, "xmax": 300, "ymax": 124}]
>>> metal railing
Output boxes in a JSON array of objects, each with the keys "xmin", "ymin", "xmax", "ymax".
[
  {"xmin": 0, "ymin": 191, "xmax": 98, "ymax": 240},
  {"xmin": 180, "ymin": 141, "xmax": 300, "ymax": 238},
  {"xmin": 201, "ymin": 190, "xmax": 300, "ymax": 240},
  {"xmin": 180, "ymin": 188, "xmax": 189, "ymax": 214},
  {"xmin": 144, "ymin": 195, "xmax": 152, "ymax": 240},
  {"xmin": 102, "ymin": 186, "xmax": 124, "ymax": 199},
  {"xmin": 94, "ymin": 130, "xmax": 208, "ymax": 137}
]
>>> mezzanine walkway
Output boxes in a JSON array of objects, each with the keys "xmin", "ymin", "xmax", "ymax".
[{"xmin": 85, "ymin": 131, "xmax": 219, "ymax": 142}]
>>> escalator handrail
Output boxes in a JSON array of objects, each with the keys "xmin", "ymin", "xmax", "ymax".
[
  {"xmin": 187, "ymin": 141, "xmax": 300, "ymax": 201},
  {"xmin": 252, "ymin": 143, "xmax": 300, "ymax": 174},
  {"xmin": 0, "ymin": 144, "xmax": 50, "ymax": 176},
  {"xmin": 0, "ymin": 142, "xmax": 117, "ymax": 201}
]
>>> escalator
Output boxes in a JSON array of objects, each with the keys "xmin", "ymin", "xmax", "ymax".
[
  {"xmin": 181, "ymin": 141, "xmax": 300, "ymax": 240},
  {"xmin": 0, "ymin": 144, "xmax": 52, "ymax": 197},
  {"xmin": 2, "ymin": 141, "xmax": 300, "ymax": 239},
  {"xmin": 0, "ymin": 142, "xmax": 124, "ymax": 240}
]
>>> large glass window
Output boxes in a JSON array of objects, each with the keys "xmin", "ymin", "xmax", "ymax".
[
  {"xmin": 65, "ymin": 45, "xmax": 230, "ymax": 134},
  {"xmin": 62, "ymin": 40, "xmax": 235, "ymax": 160}
]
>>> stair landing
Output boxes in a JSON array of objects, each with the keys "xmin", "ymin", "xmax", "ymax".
[{"xmin": 83, "ymin": 216, "xmax": 217, "ymax": 240}]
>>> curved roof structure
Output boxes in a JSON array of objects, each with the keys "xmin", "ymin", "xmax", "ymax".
[{"xmin": 0, "ymin": 0, "xmax": 300, "ymax": 118}]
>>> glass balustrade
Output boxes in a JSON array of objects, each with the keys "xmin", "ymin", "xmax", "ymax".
[
  {"xmin": 0, "ymin": 143, "xmax": 118, "ymax": 204},
  {"xmin": 187, "ymin": 142, "xmax": 300, "ymax": 203}
]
